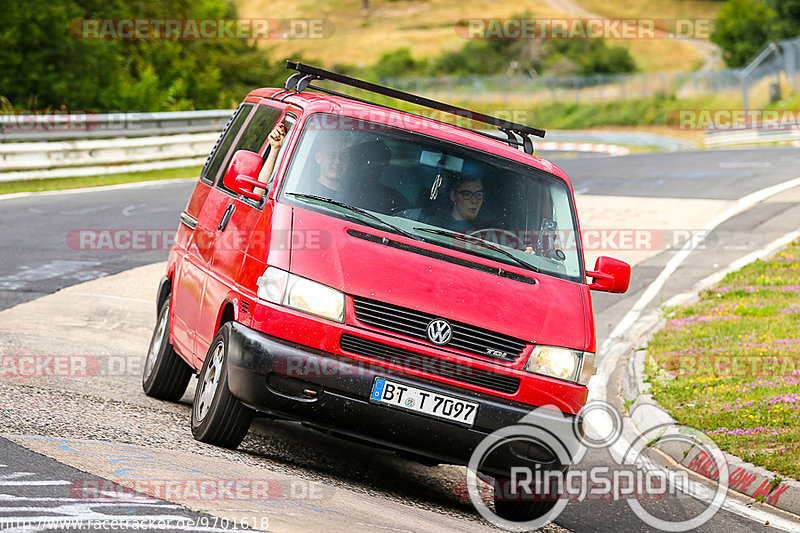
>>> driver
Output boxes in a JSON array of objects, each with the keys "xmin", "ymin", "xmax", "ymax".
[{"xmin": 425, "ymin": 175, "xmax": 487, "ymax": 232}]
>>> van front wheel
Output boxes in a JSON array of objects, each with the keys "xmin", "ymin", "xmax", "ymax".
[{"xmin": 191, "ymin": 325, "xmax": 253, "ymax": 449}]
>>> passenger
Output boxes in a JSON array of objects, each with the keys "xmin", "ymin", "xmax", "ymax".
[
  {"xmin": 347, "ymin": 139, "xmax": 410, "ymax": 213},
  {"xmin": 425, "ymin": 175, "xmax": 487, "ymax": 232},
  {"xmin": 307, "ymin": 131, "xmax": 352, "ymax": 200},
  {"xmin": 255, "ymin": 126, "xmax": 352, "ymax": 202},
  {"xmin": 254, "ymin": 122, "xmax": 287, "ymax": 196}
]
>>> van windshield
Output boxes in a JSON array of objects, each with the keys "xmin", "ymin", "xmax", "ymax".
[{"xmin": 280, "ymin": 113, "xmax": 583, "ymax": 282}]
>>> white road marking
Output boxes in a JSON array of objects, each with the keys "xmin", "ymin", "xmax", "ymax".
[
  {"xmin": 588, "ymin": 176, "xmax": 800, "ymax": 528},
  {"xmin": 0, "ymin": 178, "xmax": 195, "ymax": 202},
  {"xmin": 664, "ymin": 229, "xmax": 800, "ymax": 310},
  {"xmin": 60, "ymin": 205, "xmax": 113, "ymax": 216},
  {"xmin": 0, "ymin": 494, "xmax": 159, "ymax": 503},
  {"xmin": 0, "ymin": 503, "xmax": 183, "ymax": 512},
  {"xmin": 597, "ymin": 175, "xmax": 800, "ymax": 353},
  {"xmin": 0, "ymin": 473, "xmax": 34, "ymax": 481},
  {"xmin": 0, "ymin": 481, "xmax": 71, "ymax": 486},
  {"xmin": 719, "ymin": 161, "xmax": 772, "ymax": 168}
]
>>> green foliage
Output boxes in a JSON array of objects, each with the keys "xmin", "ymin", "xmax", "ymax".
[
  {"xmin": 766, "ymin": 0, "xmax": 800, "ymax": 39},
  {"xmin": 0, "ymin": 0, "xmax": 288, "ymax": 111},
  {"xmin": 432, "ymin": 39, "xmax": 522, "ymax": 76},
  {"xmin": 544, "ymin": 39, "xmax": 636, "ymax": 75},
  {"xmin": 368, "ymin": 14, "xmax": 637, "ymax": 80},
  {"xmin": 373, "ymin": 48, "xmax": 426, "ymax": 79},
  {"xmin": 711, "ymin": 0, "xmax": 775, "ymax": 67},
  {"xmin": 516, "ymin": 94, "xmax": 678, "ymax": 129},
  {"xmin": 372, "ymin": 38, "xmax": 636, "ymax": 79}
]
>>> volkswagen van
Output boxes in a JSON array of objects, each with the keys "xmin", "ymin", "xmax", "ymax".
[{"xmin": 142, "ymin": 62, "xmax": 630, "ymax": 521}]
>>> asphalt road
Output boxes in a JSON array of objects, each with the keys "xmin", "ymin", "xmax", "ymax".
[
  {"xmin": 2, "ymin": 147, "xmax": 800, "ymax": 532},
  {"xmin": 0, "ymin": 182, "xmax": 191, "ymax": 310},
  {"xmin": 0, "ymin": 437, "xmax": 242, "ymax": 533}
]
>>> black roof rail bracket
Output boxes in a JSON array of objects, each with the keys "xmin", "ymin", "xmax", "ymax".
[
  {"xmin": 284, "ymin": 60, "xmax": 546, "ymax": 143},
  {"xmin": 284, "ymin": 72, "xmax": 303, "ymax": 91}
]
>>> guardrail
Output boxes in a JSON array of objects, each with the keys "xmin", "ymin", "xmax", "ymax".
[
  {"xmin": 0, "ymin": 109, "xmax": 696, "ymax": 182},
  {"xmin": 0, "ymin": 110, "xmax": 234, "ymax": 181},
  {"xmin": 0, "ymin": 133, "xmax": 219, "ymax": 181},
  {"xmin": 704, "ymin": 127, "xmax": 800, "ymax": 148},
  {"xmin": 0, "ymin": 110, "xmax": 233, "ymax": 142},
  {"xmin": 547, "ymin": 130, "xmax": 695, "ymax": 152}
]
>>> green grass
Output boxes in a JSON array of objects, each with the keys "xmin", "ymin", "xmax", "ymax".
[
  {"xmin": 0, "ymin": 166, "xmax": 201, "ymax": 195},
  {"xmin": 645, "ymin": 239, "xmax": 800, "ymax": 480}
]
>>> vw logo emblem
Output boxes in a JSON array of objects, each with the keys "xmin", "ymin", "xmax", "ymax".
[{"xmin": 427, "ymin": 319, "xmax": 453, "ymax": 345}]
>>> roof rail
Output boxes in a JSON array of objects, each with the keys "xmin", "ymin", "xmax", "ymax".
[{"xmin": 284, "ymin": 61, "xmax": 545, "ymax": 155}]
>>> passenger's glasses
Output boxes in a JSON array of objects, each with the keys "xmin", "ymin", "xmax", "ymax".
[{"xmin": 456, "ymin": 190, "xmax": 485, "ymax": 201}]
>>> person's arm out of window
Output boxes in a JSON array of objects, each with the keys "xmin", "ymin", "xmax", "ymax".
[{"xmin": 254, "ymin": 123, "xmax": 287, "ymax": 196}]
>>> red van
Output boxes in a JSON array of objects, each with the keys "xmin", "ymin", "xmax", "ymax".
[{"xmin": 142, "ymin": 63, "xmax": 630, "ymax": 521}]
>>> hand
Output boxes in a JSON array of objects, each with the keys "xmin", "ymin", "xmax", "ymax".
[{"xmin": 268, "ymin": 123, "xmax": 287, "ymax": 149}]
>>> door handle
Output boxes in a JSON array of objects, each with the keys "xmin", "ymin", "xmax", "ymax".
[{"xmin": 218, "ymin": 204, "xmax": 235, "ymax": 231}]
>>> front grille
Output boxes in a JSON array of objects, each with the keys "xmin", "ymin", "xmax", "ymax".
[
  {"xmin": 340, "ymin": 334, "xmax": 520, "ymax": 394},
  {"xmin": 352, "ymin": 296, "xmax": 526, "ymax": 362}
]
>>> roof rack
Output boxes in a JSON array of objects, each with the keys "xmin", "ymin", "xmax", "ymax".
[{"xmin": 283, "ymin": 61, "xmax": 545, "ymax": 155}]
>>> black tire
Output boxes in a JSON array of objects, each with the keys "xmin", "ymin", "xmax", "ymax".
[
  {"xmin": 191, "ymin": 324, "xmax": 253, "ymax": 449},
  {"xmin": 492, "ymin": 467, "xmax": 563, "ymax": 522},
  {"xmin": 142, "ymin": 299, "xmax": 192, "ymax": 401},
  {"xmin": 493, "ymin": 495, "xmax": 558, "ymax": 523}
]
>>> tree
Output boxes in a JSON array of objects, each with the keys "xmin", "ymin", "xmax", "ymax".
[
  {"xmin": 711, "ymin": 0, "xmax": 775, "ymax": 67},
  {"xmin": 766, "ymin": 0, "xmax": 800, "ymax": 39},
  {"xmin": 0, "ymin": 0, "xmax": 288, "ymax": 111}
]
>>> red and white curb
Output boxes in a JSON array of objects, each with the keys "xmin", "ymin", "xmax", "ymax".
[
  {"xmin": 624, "ymin": 347, "xmax": 800, "ymax": 516},
  {"xmin": 621, "ymin": 226, "xmax": 800, "ymax": 520}
]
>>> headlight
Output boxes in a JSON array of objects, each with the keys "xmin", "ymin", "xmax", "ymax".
[
  {"xmin": 525, "ymin": 346, "xmax": 595, "ymax": 385},
  {"xmin": 256, "ymin": 267, "xmax": 345, "ymax": 322}
]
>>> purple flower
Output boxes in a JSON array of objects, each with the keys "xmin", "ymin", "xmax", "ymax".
[
  {"xmin": 761, "ymin": 393, "xmax": 800, "ymax": 406},
  {"xmin": 707, "ymin": 426, "xmax": 785, "ymax": 437}
]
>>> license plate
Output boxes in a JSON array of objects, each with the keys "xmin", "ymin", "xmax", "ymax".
[{"xmin": 370, "ymin": 377, "xmax": 478, "ymax": 426}]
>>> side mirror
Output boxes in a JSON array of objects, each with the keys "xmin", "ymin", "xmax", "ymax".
[
  {"xmin": 587, "ymin": 256, "xmax": 630, "ymax": 293},
  {"xmin": 223, "ymin": 150, "xmax": 264, "ymax": 200}
]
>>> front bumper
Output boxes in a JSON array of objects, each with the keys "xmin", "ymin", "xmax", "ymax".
[{"xmin": 225, "ymin": 321, "xmax": 582, "ymax": 477}]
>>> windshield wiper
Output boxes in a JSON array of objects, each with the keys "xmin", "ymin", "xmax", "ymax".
[
  {"xmin": 412, "ymin": 227, "xmax": 539, "ymax": 273},
  {"xmin": 287, "ymin": 192, "xmax": 423, "ymax": 242}
]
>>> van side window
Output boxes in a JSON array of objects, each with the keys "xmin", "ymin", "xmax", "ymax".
[
  {"xmin": 200, "ymin": 103, "xmax": 254, "ymax": 184},
  {"xmin": 216, "ymin": 105, "xmax": 283, "ymax": 194},
  {"xmin": 263, "ymin": 114, "xmax": 297, "ymax": 190}
]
